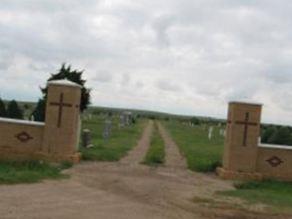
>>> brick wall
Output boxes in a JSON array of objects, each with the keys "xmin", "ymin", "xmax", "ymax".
[{"xmin": 0, "ymin": 118, "xmax": 44, "ymax": 160}]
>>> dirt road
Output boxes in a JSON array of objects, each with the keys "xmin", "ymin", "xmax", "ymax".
[{"xmin": 0, "ymin": 122, "xmax": 289, "ymax": 219}]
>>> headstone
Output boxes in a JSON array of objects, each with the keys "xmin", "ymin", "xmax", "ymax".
[
  {"xmin": 208, "ymin": 126, "xmax": 213, "ymax": 140},
  {"xmin": 219, "ymin": 129, "xmax": 224, "ymax": 136},
  {"xmin": 119, "ymin": 111, "xmax": 133, "ymax": 127},
  {"xmin": 103, "ymin": 119, "xmax": 112, "ymax": 140},
  {"xmin": 119, "ymin": 114, "xmax": 126, "ymax": 127},
  {"xmin": 82, "ymin": 129, "xmax": 93, "ymax": 148}
]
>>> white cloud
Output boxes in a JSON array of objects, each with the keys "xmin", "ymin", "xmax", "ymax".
[{"xmin": 1, "ymin": 0, "xmax": 292, "ymax": 125}]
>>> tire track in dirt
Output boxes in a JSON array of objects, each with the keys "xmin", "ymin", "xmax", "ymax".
[
  {"xmin": 157, "ymin": 122, "xmax": 187, "ymax": 169},
  {"xmin": 120, "ymin": 120, "xmax": 153, "ymax": 166}
]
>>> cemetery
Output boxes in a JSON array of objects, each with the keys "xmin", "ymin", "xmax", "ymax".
[
  {"xmin": 3, "ymin": 0, "xmax": 292, "ymax": 217},
  {"xmin": 1, "ymin": 70, "xmax": 292, "ymax": 218},
  {"xmin": 1, "ymin": 72, "xmax": 292, "ymax": 217}
]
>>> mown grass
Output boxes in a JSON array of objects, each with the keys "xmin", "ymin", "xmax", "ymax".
[
  {"xmin": 163, "ymin": 121, "xmax": 224, "ymax": 172},
  {"xmin": 0, "ymin": 160, "xmax": 69, "ymax": 184},
  {"xmin": 143, "ymin": 122, "xmax": 165, "ymax": 166},
  {"xmin": 220, "ymin": 180, "xmax": 292, "ymax": 212},
  {"xmin": 80, "ymin": 116, "xmax": 146, "ymax": 161}
]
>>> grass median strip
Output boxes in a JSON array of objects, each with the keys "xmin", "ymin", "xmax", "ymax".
[{"xmin": 143, "ymin": 122, "xmax": 165, "ymax": 166}]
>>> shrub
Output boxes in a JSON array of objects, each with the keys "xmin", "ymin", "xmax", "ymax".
[
  {"xmin": 0, "ymin": 98, "xmax": 7, "ymax": 117},
  {"xmin": 7, "ymin": 100, "xmax": 23, "ymax": 119}
]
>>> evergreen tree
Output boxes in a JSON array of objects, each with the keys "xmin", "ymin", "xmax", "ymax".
[
  {"xmin": 261, "ymin": 126, "xmax": 277, "ymax": 143},
  {"xmin": 31, "ymin": 99, "xmax": 46, "ymax": 121},
  {"xmin": 7, "ymin": 100, "xmax": 23, "ymax": 119},
  {"xmin": 0, "ymin": 98, "xmax": 7, "ymax": 117},
  {"xmin": 42, "ymin": 63, "xmax": 90, "ymax": 112},
  {"xmin": 268, "ymin": 126, "xmax": 292, "ymax": 145},
  {"xmin": 34, "ymin": 63, "xmax": 91, "ymax": 122}
]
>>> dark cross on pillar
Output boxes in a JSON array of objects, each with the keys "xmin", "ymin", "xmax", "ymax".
[
  {"xmin": 226, "ymin": 110, "xmax": 232, "ymax": 125},
  {"xmin": 50, "ymin": 92, "xmax": 72, "ymax": 128},
  {"xmin": 235, "ymin": 112, "xmax": 258, "ymax": 146}
]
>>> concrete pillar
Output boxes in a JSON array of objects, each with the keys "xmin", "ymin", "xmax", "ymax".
[
  {"xmin": 41, "ymin": 79, "xmax": 81, "ymax": 162},
  {"xmin": 223, "ymin": 101, "xmax": 262, "ymax": 172}
]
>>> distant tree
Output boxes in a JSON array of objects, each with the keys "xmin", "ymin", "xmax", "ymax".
[
  {"xmin": 190, "ymin": 117, "xmax": 200, "ymax": 125},
  {"xmin": 164, "ymin": 117, "xmax": 170, "ymax": 121},
  {"xmin": 268, "ymin": 127, "xmax": 292, "ymax": 145},
  {"xmin": 33, "ymin": 63, "xmax": 91, "ymax": 121},
  {"xmin": 7, "ymin": 100, "xmax": 23, "ymax": 119},
  {"xmin": 149, "ymin": 115, "xmax": 156, "ymax": 120},
  {"xmin": 31, "ymin": 99, "xmax": 46, "ymax": 121},
  {"xmin": 23, "ymin": 103, "xmax": 30, "ymax": 110},
  {"xmin": 261, "ymin": 126, "xmax": 277, "ymax": 143},
  {"xmin": 0, "ymin": 98, "xmax": 7, "ymax": 117}
]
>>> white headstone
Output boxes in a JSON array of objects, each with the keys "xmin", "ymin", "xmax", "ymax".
[
  {"xmin": 103, "ymin": 119, "xmax": 112, "ymax": 140},
  {"xmin": 208, "ymin": 127, "xmax": 213, "ymax": 140},
  {"xmin": 219, "ymin": 129, "xmax": 224, "ymax": 136}
]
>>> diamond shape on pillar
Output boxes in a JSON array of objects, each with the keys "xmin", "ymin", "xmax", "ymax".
[
  {"xmin": 15, "ymin": 131, "xmax": 33, "ymax": 143},
  {"xmin": 266, "ymin": 156, "xmax": 283, "ymax": 167}
]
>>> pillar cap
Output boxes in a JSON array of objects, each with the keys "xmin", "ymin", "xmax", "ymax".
[
  {"xmin": 229, "ymin": 101, "xmax": 263, "ymax": 106},
  {"xmin": 48, "ymin": 79, "xmax": 82, "ymax": 88}
]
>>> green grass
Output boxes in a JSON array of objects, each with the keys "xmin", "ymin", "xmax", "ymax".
[
  {"xmin": 80, "ymin": 115, "xmax": 146, "ymax": 161},
  {"xmin": 220, "ymin": 180, "xmax": 292, "ymax": 211},
  {"xmin": 143, "ymin": 122, "xmax": 165, "ymax": 166},
  {"xmin": 163, "ymin": 121, "xmax": 224, "ymax": 172},
  {"xmin": 0, "ymin": 160, "xmax": 69, "ymax": 184}
]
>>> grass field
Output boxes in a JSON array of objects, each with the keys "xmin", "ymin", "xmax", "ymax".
[
  {"xmin": 143, "ymin": 122, "xmax": 165, "ymax": 166},
  {"xmin": 80, "ymin": 115, "xmax": 146, "ymax": 161},
  {"xmin": 0, "ymin": 160, "xmax": 69, "ymax": 184},
  {"xmin": 220, "ymin": 180, "xmax": 292, "ymax": 212},
  {"xmin": 164, "ymin": 121, "xmax": 224, "ymax": 172}
]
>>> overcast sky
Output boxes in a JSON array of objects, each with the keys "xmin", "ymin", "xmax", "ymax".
[{"xmin": 1, "ymin": 0, "xmax": 292, "ymax": 125}]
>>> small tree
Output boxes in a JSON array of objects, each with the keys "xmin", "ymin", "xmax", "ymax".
[
  {"xmin": 32, "ymin": 63, "xmax": 91, "ymax": 121},
  {"xmin": 7, "ymin": 100, "xmax": 23, "ymax": 119},
  {"xmin": 0, "ymin": 98, "xmax": 7, "ymax": 117},
  {"xmin": 190, "ymin": 117, "xmax": 200, "ymax": 125},
  {"xmin": 31, "ymin": 99, "xmax": 46, "ymax": 121}
]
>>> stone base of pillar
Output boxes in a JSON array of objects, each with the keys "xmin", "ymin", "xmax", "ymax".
[
  {"xmin": 35, "ymin": 152, "xmax": 81, "ymax": 163},
  {"xmin": 216, "ymin": 167, "xmax": 263, "ymax": 181}
]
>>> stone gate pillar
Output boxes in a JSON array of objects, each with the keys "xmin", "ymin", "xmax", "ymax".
[
  {"xmin": 41, "ymin": 79, "xmax": 81, "ymax": 163},
  {"xmin": 217, "ymin": 101, "xmax": 262, "ymax": 180}
]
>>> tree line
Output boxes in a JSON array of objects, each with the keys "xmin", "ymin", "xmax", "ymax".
[
  {"xmin": 261, "ymin": 125, "xmax": 292, "ymax": 146},
  {"xmin": 0, "ymin": 99, "xmax": 23, "ymax": 119}
]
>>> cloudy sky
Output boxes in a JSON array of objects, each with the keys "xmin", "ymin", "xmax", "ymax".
[{"xmin": 1, "ymin": 0, "xmax": 292, "ymax": 125}]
